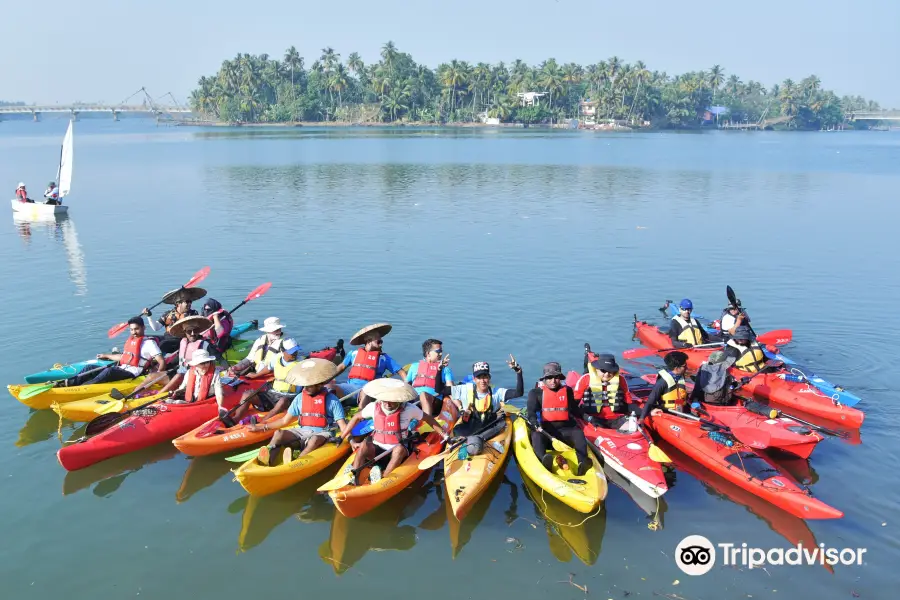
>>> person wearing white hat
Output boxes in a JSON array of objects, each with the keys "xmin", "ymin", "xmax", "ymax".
[
  {"xmin": 249, "ymin": 358, "xmax": 348, "ymax": 466},
  {"xmin": 168, "ymin": 349, "xmax": 224, "ymax": 408},
  {"xmin": 330, "ymin": 323, "xmax": 406, "ymax": 410},
  {"xmin": 15, "ymin": 182, "xmax": 33, "ymax": 203},
  {"xmin": 227, "ymin": 337, "xmax": 304, "ymax": 423},
  {"xmin": 228, "ymin": 316, "xmax": 288, "ymax": 377}
]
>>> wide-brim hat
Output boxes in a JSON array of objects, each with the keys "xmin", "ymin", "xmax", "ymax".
[
  {"xmin": 187, "ymin": 348, "xmax": 216, "ymax": 366},
  {"xmin": 170, "ymin": 315, "xmax": 213, "ymax": 338},
  {"xmin": 590, "ymin": 353, "xmax": 620, "ymax": 373},
  {"xmin": 162, "ymin": 287, "xmax": 207, "ymax": 305},
  {"xmin": 258, "ymin": 317, "xmax": 286, "ymax": 333},
  {"xmin": 540, "ymin": 362, "xmax": 564, "ymax": 380},
  {"xmin": 362, "ymin": 378, "xmax": 416, "ymax": 404},
  {"xmin": 284, "ymin": 358, "xmax": 338, "ymax": 387},
  {"xmin": 350, "ymin": 323, "xmax": 392, "ymax": 346}
]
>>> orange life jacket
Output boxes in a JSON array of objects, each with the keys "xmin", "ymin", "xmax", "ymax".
[
  {"xmin": 348, "ymin": 350, "xmax": 380, "ymax": 381},
  {"xmin": 541, "ymin": 386, "xmax": 570, "ymax": 422},
  {"xmin": 120, "ymin": 336, "xmax": 144, "ymax": 368},
  {"xmin": 411, "ymin": 360, "xmax": 441, "ymax": 390},
  {"xmin": 298, "ymin": 388, "xmax": 328, "ymax": 428},
  {"xmin": 185, "ymin": 367, "xmax": 214, "ymax": 402},
  {"xmin": 373, "ymin": 403, "xmax": 403, "ymax": 445}
]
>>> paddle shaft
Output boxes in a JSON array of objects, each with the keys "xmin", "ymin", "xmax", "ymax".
[
  {"xmin": 727, "ymin": 285, "xmax": 758, "ymax": 339},
  {"xmin": 770, "ymin": 409, "xmax": 845, "ymax": 438}
]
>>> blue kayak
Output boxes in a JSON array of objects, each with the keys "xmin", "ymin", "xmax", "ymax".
[{"xmin": 23, "ymin": 320, "xmax": 258, "ymax": 384}]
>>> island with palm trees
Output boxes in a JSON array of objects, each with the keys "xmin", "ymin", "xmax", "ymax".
[{"xmin": 189, "ymin": 41, "xmax": 881, "ymax": 130}]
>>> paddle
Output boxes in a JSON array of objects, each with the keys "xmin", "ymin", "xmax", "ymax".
[
  {"xmin": 17, "ymin": 362, "xmax": 125, "ymax": 400},
  {"xmin": 759, "ymin": 406, "xmax": 848, "ymax": 439},
  {"xmin": 622, "ymin": 329, "xmax": 793, "ymax": 361},
  {"xmin": 107, "ymin": 267, "xmax": 211, "ymax": 338},
  {"xmin": 417, "ymin": 417, "xmax": 500, "ymax": 470},
  {"xmin": 317, "ymin": 419, "xmax": 420, "ymax": 492},
  {"xmin": 726, "ymin": 285, "xmax": 758, "ymax": 339},
  {"xmin": 98, "ymin": 372, "xmax": 172, "ymax": 414},
  {"xmin": 671, "ymin": 407, "xmax": 772, "ymax": 449},
  {"xmin": 224, "ymin": 282, "xmax": 272, "ymax": 316},
  {"xmin": 636, "ymin": 425, "xmax": 672, "ymax": 463}
]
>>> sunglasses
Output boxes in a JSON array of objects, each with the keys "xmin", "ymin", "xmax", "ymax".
[
  {"xmin": 543, "ymin": 374, "xmax": 564, "ymax": 381},
  {"xmin": 370, "ymin": 338, "xmax": 384, "ymax": 345},
  {"xmin": 185, "ymin": 329, "xmax": 199, "ymax": 336},
  {"xmin": 431, "ymin": 348, "xmax": 443, "ymax": 355}
]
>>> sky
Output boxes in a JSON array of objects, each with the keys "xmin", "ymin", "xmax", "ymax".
[{"xmin": 3, "ymin": 0, "xmax": 898, "ymax": 108}]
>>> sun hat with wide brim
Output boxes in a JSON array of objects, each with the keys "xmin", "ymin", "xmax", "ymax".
[
  {"xmin": 187, "ymin": 348, "xmax": 217, "ymax": 367},
  {"xmin": 362, "ymin": 378, "xmax": 416, "ymax": 404},
  {"xmin": 350, "ymin": 323, "xmax": 392, "ymax": 346},
  {"xmin": 169, "ymin": 315, "xmax": 213, "ymax": 338},
  {"xmin": 162, "ymin": 287, "xmax": 207, "ymax": 305},
  {"xmin": 258, "ymin": 316, "xmax": 286, "ymax": 333},
  {"xmin": 284, "ymin": 358, "xmax": 338, "ymax": 387}
]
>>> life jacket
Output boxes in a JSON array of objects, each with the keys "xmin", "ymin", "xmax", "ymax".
[
  {"xmin": 251, "ymin": 334, "xmax": 284, "ymax": 368},
  {"xmin": 15, "ymin": 188, "xmax": 27, "ymax": 202},
  {"xmin": 726, "ymin": 339, "xmax": 767, "ymax": 373},
  {"xmin": 178, "ymin": 338, "xmax": 208, "ymax": 369},
  {"xmin": 657, "ymin": 370, "xmax": 687, "ymax": 410},
  {"xmin": 373, "ymin": 403, "xmax": 404, "ymax": 445},
  {"xmin": 411, "ymin": 360, "xmax": 441, "ymax": 390},
  {"xmin": 584, "ymin": 370, "xmax": 626, "ymax": 414},
  {"xmin": 672, "ymin": 315, "xmax": 704, "ymax": 346},
  {"xmin": 272, "ymin": 357, "xmax": 298, "ymax": 393},
  {"xmin": 540, "ymin": 386, "xmax": 570, "ymax": 422},
  {"xmin": 298, "ymin": 388, "xmax": 328, "ymax": 427},
  {"xmin": 120, "ymin": 336, "xmax": 144, "ymax": 368},
  {"xmin": 185, "ymin": 367, "xmax": 214, "ymax": 402},
  {"xmin": 465, "ymin": 383, "xmax": 497, "ymax": 427},
  {"xmin": 162, "ymin": 308, "xmax": 197, "ymax": 330},
  {"xmin": 45, "ymin": 187, "xmax": 59, "ymax": 200},
  {"xmin": 348, "ymin": 349, "xmax": 380, "ymax": 382},
  {"xmin": 204, "ymin": 312, "xmax": 234, "ymax": 353}
]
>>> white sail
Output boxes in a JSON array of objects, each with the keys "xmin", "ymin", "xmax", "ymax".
[{"xmin": 57, "ymin": 120, "xmax": 74, "ymax": 199}]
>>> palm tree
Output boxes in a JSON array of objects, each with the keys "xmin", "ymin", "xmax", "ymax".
[
  {"xmin": 347, "ymin": 52, "xmax": 364, "ymax": 75},
  {"xmin": 320, "ymin": 47, "xmax": 339, "ymax": 72},
  {"xmin": 539, "ymin": 59, "xmax": 563, "ymax": 113},
  {"xmin": 384, "ymin": 85, "xmax": 410, "ymax": 122},
  {"xmin": 284, "ymin": 46, "xmax": 302, "ymax": 89},
  {"xmin": 708, "ymin": 65, "xmax": 724, "ymax": 100},
  {"xmin": 381, "ymin": 41, "xmax": 399, "ymax": 77},
  {"xmin": 330, "ymin": 63, "xmax": 350, "ymax": 109}
]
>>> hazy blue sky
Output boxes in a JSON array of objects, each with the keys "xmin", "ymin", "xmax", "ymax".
[{"xmin": 4, "ymin": 0, "xmax": 898, "ymax": 107}]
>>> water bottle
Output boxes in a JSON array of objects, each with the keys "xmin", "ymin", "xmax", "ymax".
[
  {"xmin": 709, "ymin": 431, "xmax": 734, "ymax": 447},
  {"xmin": 779, "ymin": 374, "xmax": 804, "ymax": 383},
  {"xmin": 620, "ymin": 411, "xmax": 638, "ymax": 434}
]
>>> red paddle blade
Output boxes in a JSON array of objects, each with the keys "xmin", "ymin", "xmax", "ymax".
[
  {"xmin": 622, "ymin": 347, "xmax": 660, "ymax": 360},
  {"xmin": 565, "ymin": 371, "xmax": 580, "ymax": 388},
  {"xmin": 184, "ymin": 266, "xmax": 211, "ymax": 289},
  {"xmin": 757, "ymin": 329, "xmax": 792, "ymax": 346},
  {"xmin": 107, "ymin": 322, "xmax": 128, "ymax": 338},
  {"xmin": 244, "ymin": 282, "xmax": 272, "ymax": 302}
]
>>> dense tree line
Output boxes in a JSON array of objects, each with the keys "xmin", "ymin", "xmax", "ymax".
[{"xmin": 189, "ymin": 42, "xmax": 882, "ymax": 129}]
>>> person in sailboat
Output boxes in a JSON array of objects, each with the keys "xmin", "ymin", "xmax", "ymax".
[
  {"xmin": 44, "ymin": 182, "xmax": 60, "ymax": 205},
  {"xmin": 15, "ymin": 183, "xmax": 34, "ymax": 203}
]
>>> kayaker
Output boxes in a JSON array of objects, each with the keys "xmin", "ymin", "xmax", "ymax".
[
  {"xmin": 669, "ymin": 299, "xmax": 709, "ymax": 347},
  {"xmin": 68, "ymin": 317, "xmax": 165, "ymax": 386},
  {"xmin": 228, "ymin": 317, "xmax": 288, "ymax": 377},
  {"xmin": 44, "ymin": 182, "xmax": 60, "ymax": 205},
  {"xmin": 200, "ymin": 298, "xmax": 234, "ymax": 354},
  {"xmin": 638, "ymin": 351, "xmax": 688, "ymax": 423},
  {"xmin": 230, "ymin": 337, "xmax": 304, "ymax": 425},
  {"xmin": 158, "ymin": 315, "xmax": 214, "ymax": 395},
  {"xmin": 720, "ymin": 303, "xmax": 751, "ymax": 339},
  {"xmin": 449, "ymin": 357, "xmax": 523, "ymax": 445},
  {"xmin": 15, "ymin": 183, "xmax": 33, "ymax": 203},
  {"xmin": 167, "ymin": 349, "xmax": 224, "ymax": 407},
  {"xmin": 723, "ymin": 326, "xmax": 767, "ymax": 373},
  {"xmin": 330, "ymin": 323, "xmax": 406, "ymax": 410},
  {"xmin": 340, "ymin": 379, "xmax": 450, "ymax": 484},
  {"xmin": 526, "ymin": 362, "xmax": 590, "ymax": 476},
  {"xmin": 250, "ymin": 358, "xmax": 348, "ymax": 466},
  {"xmin": 690, "ymin": 351, "xmax": 738, "ymax": 406},
  {"xmin": 573, "ymin": 352, "xmax": 635, "ymax": 423},
  {"xmin": 404, "ymin": 338, "xmax": 453, "ymax": 416},
  {"xmin": 143, "ymin": 287, "xmax": 205, "ymax": 353}
]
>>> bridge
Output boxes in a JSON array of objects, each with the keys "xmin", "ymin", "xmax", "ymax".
[
  {"xmin": 847, "ymin": 110, "xmax": 900, "ymax": 121},
  {"xmin": 0, "ymin": 87, "xmax": 192, "ymax": 121}
]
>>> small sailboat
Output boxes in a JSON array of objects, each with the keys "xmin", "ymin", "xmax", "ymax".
[{"xmin": 11, "ymin": 120, "xmax": 73, "ymax": 217}]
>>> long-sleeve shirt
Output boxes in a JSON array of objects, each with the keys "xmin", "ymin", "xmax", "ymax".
[
  {"xmin": 526, "ymin": 386, "xmax": 583, "ymax": 427},
  {"xmin": 639, "ymin": 375, "xmax": 672, "ymax": 421}
]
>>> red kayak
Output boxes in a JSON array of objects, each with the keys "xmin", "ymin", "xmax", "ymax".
[
  {"xmin": 57, "ymin": 378, "xmax": 268, "ymax": 472},
  {"xmin": 636, "ymin": 373, "xmax": 823, "ymax": 459},
  {"xmin": 633, "ymin": 321, "xmax": 864, "ymax": 428},
  {"xmin": 578, "ymin": 418, "xmax": 667, "ymax": 498},
  {"xmin": 647, "ymin": 411, "xmax": 842, "ymax": 520}
]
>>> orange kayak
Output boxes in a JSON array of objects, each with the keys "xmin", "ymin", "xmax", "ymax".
[{"xmin": 172, "ymin": 408, "xmax": 279, "ymax": 457}]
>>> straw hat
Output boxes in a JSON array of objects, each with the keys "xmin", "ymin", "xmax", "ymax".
[
  {"xmin": 187, "ymin": 349, "xmax": 216, "ymax": 366},
  {"xmin": 350, "ymin": 322, "xmax": 392, "ymax": 346},
  {"xmin": 362, "ymin": 378, "xmax": 417, "ymax": 404},
  {"xmin": 162, "ymin": 287, "xmax": 207, "ymax": 305},
  {"xmin": 169, "ymin": 315, "xmax": 213, "ymax": 338},
  {"xmin": 284, "ymin": 358, "xmax": 338, "ymax": 387},
  {"xmin": 258, "ymin": 317, "xmax": 286, "ymax": 333}
]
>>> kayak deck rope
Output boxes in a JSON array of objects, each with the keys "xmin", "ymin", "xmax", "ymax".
[
  {"xmin": 789, "ymin": 367, "xmax": 842, "ymax": 407},
  {"xmin": 538, "ymin": 486, "xmax": 604, "ymax": 529}
]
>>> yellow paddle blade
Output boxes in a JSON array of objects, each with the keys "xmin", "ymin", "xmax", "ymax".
[
  {"xmin": 317, "ymin": 473, "xmax": 354, "ymax": 493},
  {"xmin": 501, "ymin": 404, "xmax": 523, "ymax": 415},
  {"xmin": 418, "ymin": 449, "xmax": 451, "ymax": 471},
  {"xmin": 648, "ymin": 444, "xmax": 672, "ymax": 463},
  {"xmin": 96, "ymin": 400, "xmax": 125, "ymax": 415}
]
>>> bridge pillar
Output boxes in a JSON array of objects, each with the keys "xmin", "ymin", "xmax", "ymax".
[
  {"xmin": 32, "ymin": 110, "xmax": 40, "ymax": 122},
  {"xmin": 112, "ymin": 109, "xmax": 119, "ymax": 121}
]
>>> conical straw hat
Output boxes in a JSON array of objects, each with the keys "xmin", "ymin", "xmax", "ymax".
[
  {"xmin": 349, "ymin": 323, "xmax": 392, "ymax": 346},
  {"xmin": 162, "ymin": 287, "xmax": 207, "ymax": 305},
  {"xmin": 362, "ymin": 378, "xmax": 417, "ymax": 403},
  {"xmin": 169, "ymin": 315, "xmax": 213, "ymax": 338},
  {"xmin": 284, "ymin": 358, "xmax": 338, "ymax": 387}
]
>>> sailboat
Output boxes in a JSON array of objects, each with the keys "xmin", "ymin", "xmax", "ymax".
[{"xmin": 10, "ymin": 120, "xmax": 73, "ymax": 217}]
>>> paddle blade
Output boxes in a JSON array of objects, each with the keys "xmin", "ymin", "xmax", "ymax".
[
  {"xmin": 18, "ymin": 382, "xmax": 55, "ymax": 400},
  {"xmin": 647, "ymin": 444, "xmax": 671, "ymax": 463},
  {"xmin": 108, "ymin": 322, "xmax": 128, "ymax": 338},
  {"xmin": 109, "ymin": 388, "xmax": 125, "ymax": 400},
  {"xmin": 726, "ymin": 285, "xmax": 738, "ymax": 307},
  {"xmin": 244, "ymin": 282, "xmax": 272, "ymax": 302},
  {"xmin": 225, "ymin": 447, "xmax": 264, "ymax": 463},
  {"xmin": 351, "ymin": 419, "xmax": 373, "ymax": 437},
  {"xmin": 185, "ymin": 266, "xmax": 211, "ymax": 289},
  {"xmin": 622, "ymin": 347, "xmax": 659, "ymax": 360},
  {"xmin": 758, "ymin": 329, "xmax": 792, "ymax": 346},
  {"xmin": 501, "ymin": 404, "xmax": 522, "ymax": 416},
  {"xmin": 317, "ymin": 473, "xmax": 353, "ymax": 492},
  {"xmin": 83, "ymin": 412, "xmax": 125, "ymax": 437},
  {"xmin": 418, "ymin": 450, "xmax": 450, "ymax": 471}
]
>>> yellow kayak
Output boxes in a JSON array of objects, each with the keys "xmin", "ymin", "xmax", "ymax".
[
  {"xmin": 9, "ymin": 377, "xmax": 149, "ymax": 411},
  {"xmin": 52, "ymin": 389, "xmax": 166, "ymax": 421},
  {"xmin": 511, "ymin": 416, "xmax": 607, "ymax": 514},
  {"xmin": 444, "ymin": 415, "xmax": 512, "ymax": 521},
  {"xmin": 233, "ymin": 436, "xmax": 352, "ymax": 497}
]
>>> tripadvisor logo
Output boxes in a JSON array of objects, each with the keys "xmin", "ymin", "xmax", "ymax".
[{"xmin": 675, "ymin": 535, "xmax": 868, "ymax": 575}]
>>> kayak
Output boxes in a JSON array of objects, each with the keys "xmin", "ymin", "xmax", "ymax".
[
  {"xmin": 56, "ymin": 378, "xmax": 268, "ymax": 472},
  {"xmin": 646, "ymin": 411, "xmax": 842, "ymax": 520},
  {"xmin": 633, "ymin": 320, "xmax": 864, "ymax": 428},
  {"xmin": 319, "ymin": 397, "xmax": 458, "ymax": 518},
  {"xmin": 578, "ymin": 417, "xmax": 668, "ymax": 499},
  {"xmin": 234, "ymin": 434, "xmax": 352, "ymax": 497},
  {"xmin": 511, "ymin": 416, "xmax": 607, "ymax": 514},
  {"xmin": 444, "ymin": 415, "xmax": 513, "ymax": 521},
  {"xmin": 53, "ymin": 388, "xmax": 167, "ymax": 422},
  {"xmin": 446, "ymin": 468, "xmax": 507, "ymax": 558},
  {"xmin": 636, "ymin": 373, "xmax": 824, "ymax": 459},
  {"xmin": 173, "ymin": 407, "xmax": 271, "ymax": 457},
  {"xmin": 23, "ymin": 321, "xmax": 257, "ymax": 384},
  {"xmin": 10, "ymin": 377, "xmax": 151, "ymax": 411}
]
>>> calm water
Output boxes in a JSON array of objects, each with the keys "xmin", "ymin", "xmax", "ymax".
[{"xmin": 2, "ymin": 118, "xmax": 898, "ymax": 600}]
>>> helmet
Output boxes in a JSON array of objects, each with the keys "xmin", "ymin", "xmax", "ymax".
[{"xmin": 679, "ymin": 298, "xmax": 693, "ymax": 310}]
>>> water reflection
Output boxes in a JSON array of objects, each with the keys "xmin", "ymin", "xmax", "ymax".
[
  {"xmin": 447, "ymin": 474, "xmax": 519, "ymax": 559},
  {"xmin": 176, "ymin": 456, "xmax": 236, "ymax": 503},
  {"xmin": 604, "ymin": 464, "xmax": 668, "ymax": 530},
  {"xmin": 61, "ymin": 444, "xmax": 178, "ymax": 496},
  {"xmin": 16, "ymin": 410, "xmax": 65, "ymax": 448},
  {"xmin": 12, "ymin": 213, "xmax": 88, "ymax": 295}
]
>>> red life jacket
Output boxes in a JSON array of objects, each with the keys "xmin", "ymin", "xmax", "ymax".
[
  {"xmin": 178, "ymin": 338, "xmax": 207, "ymax": 368},
  {"xmin": 541, "ymin": 386, "xmax": 570, "ymax": 422},
  {"xmin": 373, "ymin": 403, "xmax": 403, "ymax": 445},
  {"xmin": 411, "ymin": 360, "xmax": 441, "ymax": 390},
  {"xmin": 348, "ymin": 350, "xmax": 380, "ymax": 381},
  {"xmin": 185, "ymin": 367, "xmax": 214, "ymax": 403},
  {"xmin": 298, "ymin": 388, "xmax": 328, "ymax": 427},
  {"xmin": 120, "ymin": 336, "xmax": 144, "ymax": 368}
]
